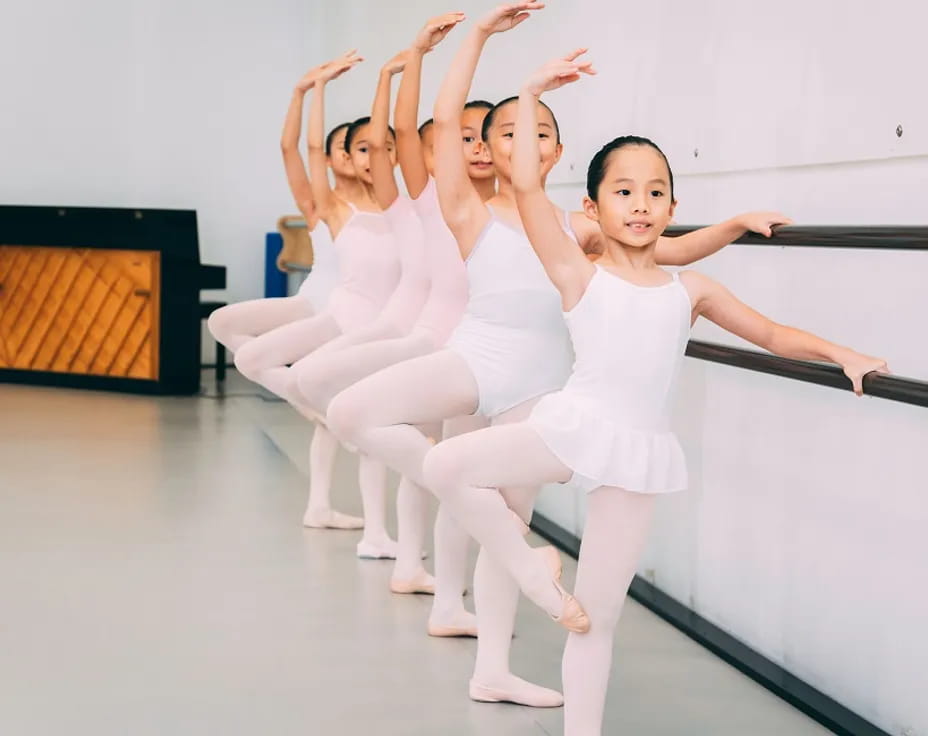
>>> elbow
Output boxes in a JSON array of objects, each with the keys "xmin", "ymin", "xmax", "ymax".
[
  {"xmin": 432, "ymin": 108, "xmax": 457, "ymax": 127},
  {"xmin": 280, "ymin": 140, "xmax": 298, "ymax": 155}
]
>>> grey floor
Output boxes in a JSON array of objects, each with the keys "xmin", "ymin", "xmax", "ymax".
[{"xmin": 0, "ymin": 374, "xmax": 834, "ymax": 736}]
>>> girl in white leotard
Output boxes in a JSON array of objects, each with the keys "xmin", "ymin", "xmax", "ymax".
[
  {"xmin": 291, "ymin": 17, "xmax": 497, "ymax": 612},
  {"xmin": 206, "ymin": 67, "xmax": 366, "ymax": 531},
  {"xmin": 422, "ymin": 51, "xmax": 890, "ymax": 736},
  {"xmin": 327, "ymin": 2, "xmax": 787, "ymax": 709}
]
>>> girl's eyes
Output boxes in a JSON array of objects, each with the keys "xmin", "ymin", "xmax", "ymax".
[
  {"xmin": 615, "ymin": 189, "xmax": 631, "ymax": 196},
  {"xmin": 463, "ymin": 136, "xmax": 476, "ymax": 143},
  {"xmin": 502, "ymin": 132, "xmax": 514, "ymax": 138},
  {"xmin": 651, "ymin": 190, "xmax": 664, "ymax": 197}
]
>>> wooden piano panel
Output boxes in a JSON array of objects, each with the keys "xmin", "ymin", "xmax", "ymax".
[{"xmin": 0, "ymin": 246, "xmax": 160, "ymax": 380}]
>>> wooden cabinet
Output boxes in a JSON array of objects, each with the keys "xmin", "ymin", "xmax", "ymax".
[{"xmin": 0, "ymin": 246, "xmax": 161, "ymax": 380}]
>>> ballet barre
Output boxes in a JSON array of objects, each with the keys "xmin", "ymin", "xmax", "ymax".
[
  {"xmin": 686, "ymin": 340, "xmax": 928, "ymax": 408},
  {"xmin": 666, "ymin": 224, "xmax": 928, "ymax": 250}
]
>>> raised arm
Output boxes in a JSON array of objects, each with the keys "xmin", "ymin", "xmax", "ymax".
[
  {"xmin": 281, "ymin": 75, "xmax": 315, "ymax": 223},
  {"xmin": 307, "ymin": 51, "xmax": 363, "ymax": 226},
  {"xmin": 683, "ymin": 271, "xmax": 889, "ymax": 395},
  {"xmin": 514, "ymin": 51, "xmax": 596, "ymax": 308},
  {"xmin": 654, "ymin": 212, "xmax": 794, "ymax": 266},
  {"xmin": 368, "ymin": 52, "xmax": 407, "ymax": 209},
  {"xmin": 397, "ymin": 13, "xmax": 466, "ymax": 199},
  {"xmin": 434, "ymin": 3, "xmax": 543, "ymax": 246}
]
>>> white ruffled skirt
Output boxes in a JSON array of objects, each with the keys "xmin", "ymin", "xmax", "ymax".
[{"xmin": 528, "ymin": 392, "xmax": 688, "ymax": 494}]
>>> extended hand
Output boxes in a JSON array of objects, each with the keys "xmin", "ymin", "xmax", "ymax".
[
  {"xmin": 523, "ymin": 48, "xmax": 596, "ymax": 96},
  {"xmin": 413, "ymin": 12, "xmax": 467, "ymax": 52},
  {"xmin": 738, "ymin": 211, "xmax": 794, "ymax": 237},
  {"xmin": 295, "ymin": 63, "xmax": 328, "ymax": 93},
  {"xmin": 383, "ymin": 49, "xmax": 410, "ymax": 76},
  {"xmin": 842, "ymin": 353, "xmax": 890, "ymax": 396},
  {"xmin": 319, "ymin": 50, "xmax": 364, "ymax": 83},
  {"xmin": 477, "ymin": 2, "xmax": 545, "ymax": 35}
]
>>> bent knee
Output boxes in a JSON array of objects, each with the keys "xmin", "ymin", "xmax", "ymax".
[
  {"xmin": 326, "ymin": 390, "xmax": 366, "ymax": 444},
  {"xmin": 207, "ymin": 307, "xmax": 234, "ymax": 343},
  {"xmin": 422, "ymin": 442, "xmax": 462, "ymax": 497},
  {"xmin": 232, "ymin": 341, "xmax": 264, "ymax": 380}
]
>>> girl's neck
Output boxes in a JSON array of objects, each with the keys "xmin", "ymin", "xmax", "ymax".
[
  {"xmin": 334, "ymin": 176, "xmax": 377, "ymax": 208},
  {"xmin": 489, "ymin": 176, "xmax": 518, "ymax": 209},
  {"xmin": 599, "ymin": 237, "xmax": 660, "ymax": 272},
  {"xmin": 471, "ymin": 176, "xmax": 496, "ymax": 202}
]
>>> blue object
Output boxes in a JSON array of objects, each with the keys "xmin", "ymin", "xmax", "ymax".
[{"xmin": 264, "ymin": 233, "xmax": 287, "ymax": 298}]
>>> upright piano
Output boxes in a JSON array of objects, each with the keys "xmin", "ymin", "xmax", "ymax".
[{"xmin": 0, "ymin": 205, "xmax": 225, "ymax": 395}]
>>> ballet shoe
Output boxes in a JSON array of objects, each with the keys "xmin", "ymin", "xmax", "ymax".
[
  {"xmin": 427, "ymin": 610, "xmax": 478, "ymax": 638},
  {"xmin": 356, "ymin": 538, "xmax": 398, "ymax": 560},
  {"xmin": 551, "ymin": 580, "xmax": 590, "ymax": 634},
  {"xmin": 469, "ymin": 676, "xmax": 564, "ymax": 708},
  {"xmin": 302, "ymin": 507, "xmax": 365, "ymax": 530},
  {"xmin": 535, "ymin": 544, "xmax": 563, "ymax": 582},
  {"xmin": 390, "ymin": 569, "xmax": 436, "ymax": 595}
]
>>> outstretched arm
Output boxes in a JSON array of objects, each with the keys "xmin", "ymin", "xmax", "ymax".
[
  {"xmin": 684, "ymin": 271, "xmax": 889, "ymax": 395},
  {"xmin": 397, "ymin": 13, "xmax": 466, "ymax": 199},
  {"xmin": 654, "ymin": 212, "xmax": 794, "ymax": 266},
  {"xmin": 307, "ymin": 51, "xmax": 363, "ymax": 225},
  {"xmin": 369, "ymin": 52, "xmax": 406, "ymax": 209},
  {"xmin": 434, "ymin": 2, "xmax": 543, "ymax": 250},
  {"xmin": 514, "ymin": 51, "xmax": 596, "ymax": 308},
  {"xmin": 281, "ymin": 76, "xmax": 315, "ymax": 223}
]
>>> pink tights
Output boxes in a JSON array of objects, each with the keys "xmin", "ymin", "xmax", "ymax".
[{"xmin": 422, "ymin": 422, "xmax": 655, "ymax": 736}]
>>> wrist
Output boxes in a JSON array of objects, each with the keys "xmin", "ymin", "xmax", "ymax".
[{"xmin": 520, "ymin": 85, "xmax": 542, "ymax": 99}]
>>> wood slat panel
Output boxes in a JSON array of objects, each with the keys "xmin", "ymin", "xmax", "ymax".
[{"xmin": 0, "ymin": 246, "xmax": 160, "ymax": 380}]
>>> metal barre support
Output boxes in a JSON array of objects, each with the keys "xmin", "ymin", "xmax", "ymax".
[{"xmin": 686, "ymin": 340, "xmax": 928, "ymax": 408}]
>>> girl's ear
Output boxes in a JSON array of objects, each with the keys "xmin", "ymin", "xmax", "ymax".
[{"xmin": 582, "ymin": 195, "xmax": 600, "ymax": 222}]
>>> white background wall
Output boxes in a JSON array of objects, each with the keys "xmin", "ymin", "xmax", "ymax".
[{"xmin": 3, "ymin": 1, "xmax": 926, "ymax": 733}]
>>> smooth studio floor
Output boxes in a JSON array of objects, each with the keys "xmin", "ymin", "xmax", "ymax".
[{"xmin": 0, "ymin": 374, "xmax": 834, "ymax": 736}]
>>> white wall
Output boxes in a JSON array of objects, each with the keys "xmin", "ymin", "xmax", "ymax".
[{"xmin": 0, "ymin": 0, "xmax": 323, "ymax": 307}]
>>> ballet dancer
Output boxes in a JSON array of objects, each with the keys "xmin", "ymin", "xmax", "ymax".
[
  {"xmin": 206, "ymin": 66, "xmax": 365, "ymax": 530},
  {"xmin": 327, "ymin": 2, "xmax": 791, "ymax": 708},
  {"xmin": 293, "ymin": 15, "xmax": 497, "ymax": 620},
  {"xmin": 421, "ymin": 50, "xmax": 890, "ymax": 735}
]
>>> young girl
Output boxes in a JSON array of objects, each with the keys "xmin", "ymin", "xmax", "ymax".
[
  {"xmin": 292, "ymin": 16, "xmax": 499, "ymax": 621},
  {"xmin": 327, "ymin": 1, "xmax": 790, "ymax": 709},
  {"xmin": 206, "ymin": 68, "xmax": 365, "ymax": 531},
  {"xmin": 421, "ymin": 50, "xmax": 890, "ymax": 735}
]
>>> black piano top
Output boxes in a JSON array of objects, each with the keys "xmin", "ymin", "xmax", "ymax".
[{"xmin": 0, "ymin": 204, "xmax": 225, "ymax": 289}]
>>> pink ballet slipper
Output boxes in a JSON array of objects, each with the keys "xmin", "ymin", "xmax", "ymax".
[
  {"xmin": 390, "ymin": 569, "xmax": 436, "ymax": 595},
  {"xmin": 356, "ymin": 538, "xmax": 398, "ymax": 559},
  {"xmin": 427, "ymin": 609, "xmax": 478, "ymax": 638},
  {"xmin": 552, "ymin": 579, "xmax": 590, "ymax": 633},
  {"xmin": 302, "ymin": 507, "xmax": 365, "ymax": 530},
  {"xmin": 469, "ymin": 676, "xmax": 564, "ymax": 708}
]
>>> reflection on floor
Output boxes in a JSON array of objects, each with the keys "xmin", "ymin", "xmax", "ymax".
[{"xmin": 0, "ymin": 374, "xmax": 832, "ymax": 735}]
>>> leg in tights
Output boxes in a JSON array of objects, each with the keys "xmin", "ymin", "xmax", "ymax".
[
  {"xmin": 354, "ymin": 455, "xmax": 396, "ymax": 558},
  {"xmin": 326, "ymin": 350, "xmax": 479, "ymax": 606},
  {"xmin": 327, "ymin": 349, "xmax": 479, "ymax": 487},
  {"xmin": 562, "ymin": 487, "xmax": 654, "ymax": 736},
  {"xmin": 296, "ymin": 331, "xmax": 437, "ymax": 585},
  {"xmin": 426, "ymin": 414, "xmax": 489, "ymax": 637},
  {"xmin": 234, "ymin": 312, "xmax": 341, "ymax": 412},
  {"xmin": 207, "ymin": 296, "xmax": 314, "ymax": 353},
  {"xmin": 421, "ymin": 422, "xmax": 573, "ymax": 620},
  {"xmin": 468, "ymin": 399, "xmax": 563, "ymax": 706},
  {"xmin": 302, "ymin": 423, "xmax": 364, "ymax": 530}
]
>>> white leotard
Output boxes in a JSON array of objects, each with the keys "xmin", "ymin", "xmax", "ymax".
[
  {"xmin": 410, "ymin": 178, "xmax": 469, "ymax": 346},
  {"xmin": 324, "ymin": 204, "xmax": 400, "ymax": 333},
  {"xmin": 446, "ymin": 207, "xmax": 576, "ymax": 417},
  {"xmin": 528, "ymin": 266, "xmax": 691, "ymax": 493},
  {"xmin": 297, "ymin": 224, "xmax": 338, "ymax": 311}
]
